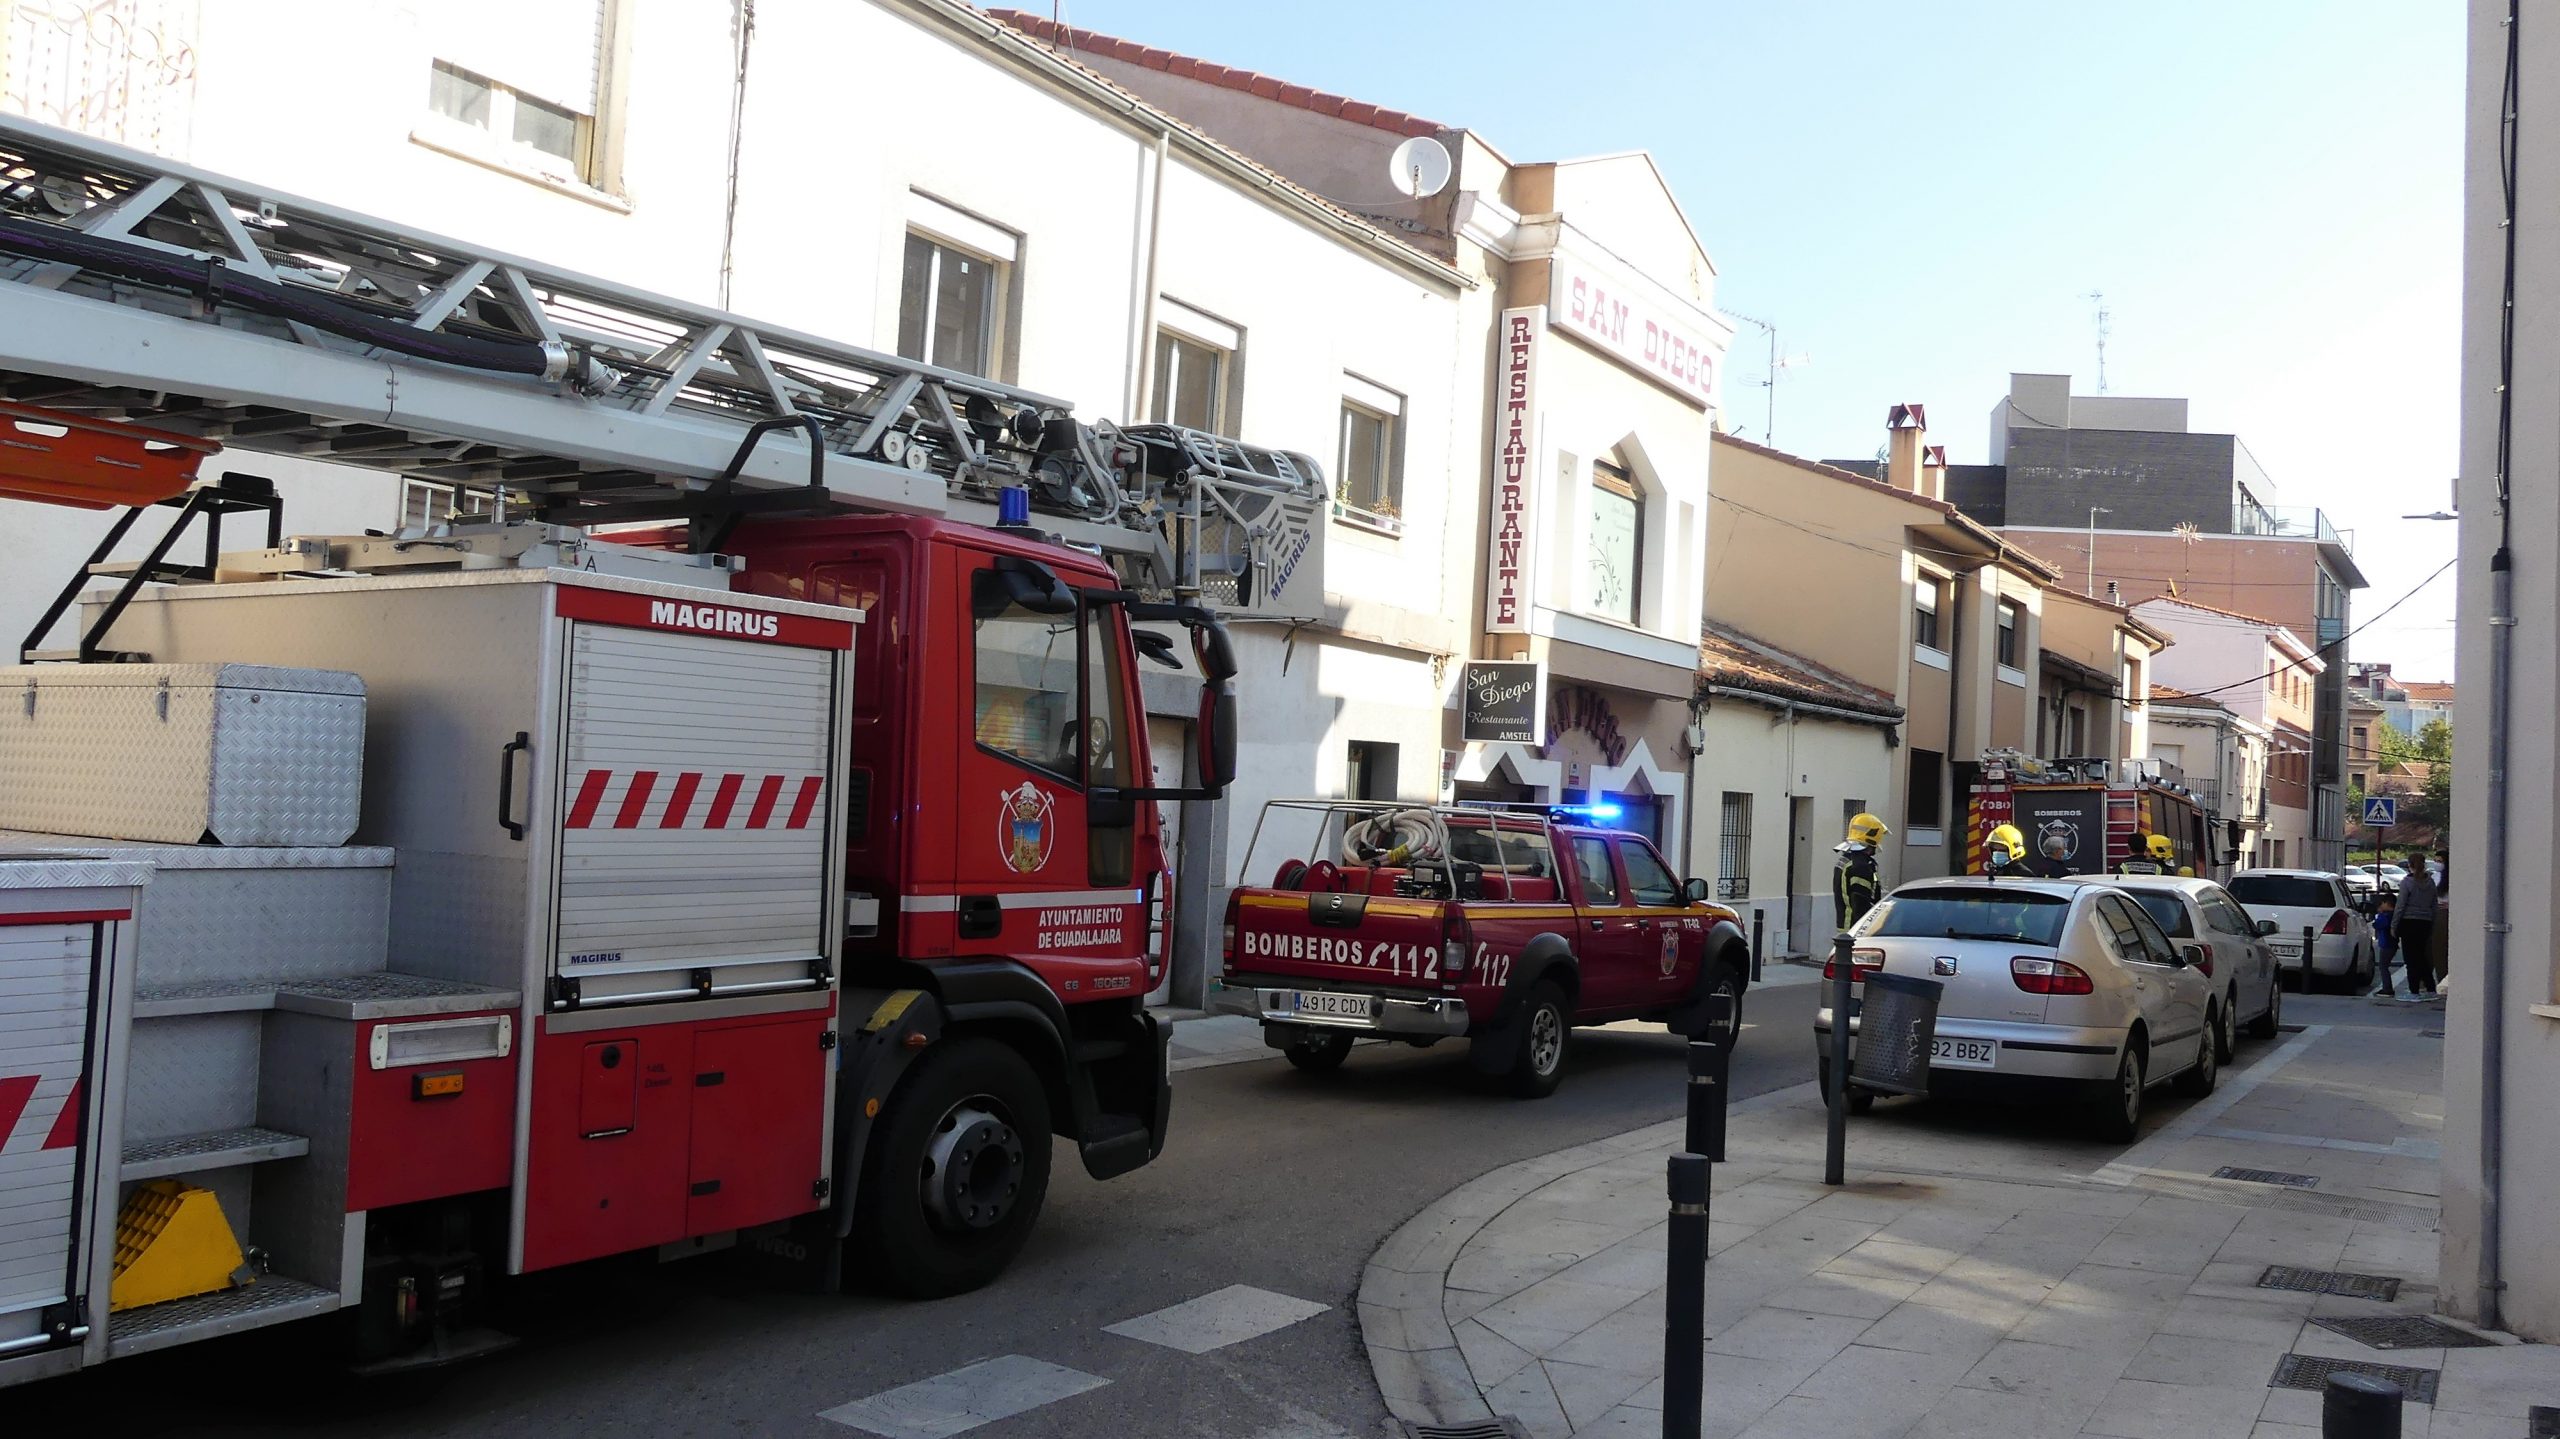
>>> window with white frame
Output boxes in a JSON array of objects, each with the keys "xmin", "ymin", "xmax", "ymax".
[
  {"xmin": 420, "ymin": 1, "xmax": 620, "ymax": 190},
  {"xmin": 1996, "ymin": 599, "xmax": 2022, "ymax": 669},
  {"xmin": 898, "ymin": 234, "xmax": 1007, "ymax": 378},
  {"xmin": 1913, "ymin": 574, "xmax": 1944, "ymax": 653},
  {"xmin": 1335, "ymin": 374, "xmax": 1404, "ymax": 530},
  {"xmin": 1587, "ymin": 457, "xmax": 1642, "ymax": 626},
  {"xmin": 1716, "ymin": 792, "xmax": 1752, "ymax": 900},
  {"xmin": 1150, "ymin": 300, "xmax": 1237, "ymax": 433}
]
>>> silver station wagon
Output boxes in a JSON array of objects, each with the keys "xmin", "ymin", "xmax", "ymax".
[{"xmin": 1814, "ymin": 875, "xmax": 2220, "ymax": 1141}]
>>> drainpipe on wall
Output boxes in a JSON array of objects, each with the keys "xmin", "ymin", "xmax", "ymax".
[{"xmin": 1127, "ymin": 127, "xmax": 1171, "ymax": 421}]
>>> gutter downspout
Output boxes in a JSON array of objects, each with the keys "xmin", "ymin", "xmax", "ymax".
[
  {"xmin": 1127, "ymin": 127, "xmax": 1170, "ymax": 421},
  {"xmin": 2474, "ymin": 0, "xmax": 2522, "ymax": 1330}
]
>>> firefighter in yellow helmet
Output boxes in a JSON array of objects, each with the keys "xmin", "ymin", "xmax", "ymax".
[
  {"xmin": 1834, "ymin": 812, "xmax": 1887, "ymax": 929},
  {"xmin": 2118, "ymin": 830, "xmax": 2177, "ymax": 876},
  {"xmin": 1985, "ymin": 823, "xmax": 2027, "ymax": 872}
]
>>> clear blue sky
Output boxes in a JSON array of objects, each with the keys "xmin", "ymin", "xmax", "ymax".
[{"xmin": 1055, "ymin": 0, "xmax": 2463, "ymax": 680}]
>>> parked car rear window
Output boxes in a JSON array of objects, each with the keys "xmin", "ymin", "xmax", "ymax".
[
  {"xmin": 2127, "ymin": 892, "xmax": 2196, "ymax": 938},
  {"xmin": 2229, "ymin": 875, "xmax": 2336, "ymax": 909},
  {"xmin": 1863, "ymin": 889, "xmax": 2071, "ymax": 946}
]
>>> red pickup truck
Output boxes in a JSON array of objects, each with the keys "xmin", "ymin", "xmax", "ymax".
[{"xmin": 1219, "ymin": 802, "xmax": 1751, "ymax": 1096}]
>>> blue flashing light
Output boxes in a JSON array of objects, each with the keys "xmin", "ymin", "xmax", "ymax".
[
  {"xmin": 997, "ymin": 485, "xmax": 1031, "ymax": 526},
  {"xmin": 1552, "ymin": 802, "xmax": 1624, "ymax": 823}
]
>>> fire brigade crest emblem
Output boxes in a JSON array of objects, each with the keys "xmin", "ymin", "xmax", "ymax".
[{"xmin": 1000, "ymin": 781, "xmax": 1057, "ymax": 874}]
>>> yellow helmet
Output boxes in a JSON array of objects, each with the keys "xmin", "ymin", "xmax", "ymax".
[
  {"xmin": 1848, "ymin": 812, "xmax": 1889, "ymax": 847},
  {"xmin": 1986, "ymin": 823, "xmax": 2026, "ymax": 866},
  {"xmin": 2146, "ymin": 832, "xmax": 2177, "ymax": 863}
]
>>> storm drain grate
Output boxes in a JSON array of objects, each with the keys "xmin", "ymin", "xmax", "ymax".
[
  {"xmin": 2270, "ymin": 1354, "xmax": 2439, "ymax": 1405},
  {"xmin": 1405, "ymin": 1423, "xmax": 1529, "ymax": 1439},
  {"xmin": 2315, "ymin": 1314, "xmax": 2497, "ymax": 1350},
  {"xmin": 2259, "ymin": 1266, "xmax": 2402, "ymax": 1300},
  {"xmin": 2216, "ymin": 1166, "xmax": 2320, "ymax": 1189},
  {"xmin": 2528, "ymin": 1404, "xmax": 2560, "ymax": 1438}
]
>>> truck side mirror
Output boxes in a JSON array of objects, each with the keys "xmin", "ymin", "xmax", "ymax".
[
  {"xmin": 1196, "ymin": 679, "xmax": 1237, "ymax": 793},
  {"xmin": 1683, "ymin": 877, "xmax": 1712, "ymax": 905}
]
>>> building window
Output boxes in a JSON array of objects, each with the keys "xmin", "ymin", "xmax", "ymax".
[
  {"xmin": 1843, "ymin": 799, "xmax": 1869, "ymax": 833},
  {"xmin": 419, "ymin": 1, "xmax": 620, "ymax": 189},
  {"xmin": 1996, "ymin": 599, "xmax": 2021, "ymax": 669},
  {"xmin": 1587, "ymin": 458, "xmax": 1642, "ymax": 625},
  {"xmin": 1151, "ymin": 332, "xmax": 1225, "ymax": 431},
  {"xmin": 1913, "ymin": 576, "xmax": 1943, "ymax": 652},
  {"xmin": 1716, "ymin": 792, "xmax": 1752, "ymax": 900},
  {"xmin": 898, "ymin": 232, "xmax": 1006, "ymax": 378},
  {"xmin": 1335, "ymin": 376, "xmax": 1404, "ymax": 531},
  {"xmin": 1907, "ymin": 749, "xmax": 1943, "ymax": 830}
]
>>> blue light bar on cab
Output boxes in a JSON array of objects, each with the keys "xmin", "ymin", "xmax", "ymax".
[{"xmin": 1552, "ymin": 802, "xmax": 1624, "ymax": 822}]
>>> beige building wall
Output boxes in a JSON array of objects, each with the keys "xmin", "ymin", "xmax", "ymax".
[{"xmin": 1691, "ymin": 704, "xmax": 1895, "ymax": 958}]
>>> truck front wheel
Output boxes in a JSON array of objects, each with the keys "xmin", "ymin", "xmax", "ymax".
[{"xmin": 851, "ymin": 1036, "xmax": 1053, "ymax": 1299}]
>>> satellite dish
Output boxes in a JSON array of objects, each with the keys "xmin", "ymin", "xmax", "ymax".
[{"xmin": 1387, "ymin": 136, "xmax": 1452, "ymax": 199}]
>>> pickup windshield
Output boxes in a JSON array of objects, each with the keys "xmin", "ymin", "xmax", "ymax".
[{"xmin": 1863, "ymin": 889, "xmax": 2071, "ymax": 946}]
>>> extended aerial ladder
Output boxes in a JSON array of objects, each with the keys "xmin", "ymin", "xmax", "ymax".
[{"xmin": 0, "ymin": 114, "xmax": 1327, "ymax": 637}]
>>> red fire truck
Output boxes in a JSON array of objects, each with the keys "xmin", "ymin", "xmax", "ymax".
[
  {"xmin": 0, "ymin": 117, "xmax": 1319, "ymax": 1383},
  {"xmin": 1963, "ymin": 750, "xmax": 2224, "ymax": 880}
]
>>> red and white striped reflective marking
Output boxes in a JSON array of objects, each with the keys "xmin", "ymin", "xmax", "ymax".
[
  {"xmin": 0, "ymin": 1075, "xmax": 82, "ymax": 1153},
  {"xmin": 563, "ymin": 769, "xmax": 825, "ymax": 831}
]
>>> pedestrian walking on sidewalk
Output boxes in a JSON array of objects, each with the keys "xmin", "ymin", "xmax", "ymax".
[
  {"xmin": 2370, "ymin": 891, "xmax": 2402, "ymax": 999},
  {"xmin": 2394, "ymin": 851, "xmax": 2439, "ymax": 998}
]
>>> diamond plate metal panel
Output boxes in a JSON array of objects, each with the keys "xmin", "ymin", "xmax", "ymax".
[
  {"xmin": 120, "ymin": 1013, "xmax": 259, "ymax": 1143},
  {"xmin": 0, "ymin": 664, "xmax": 362, "ymax": 846},
  {"xmin": 2215, "ymin": 1166, "xmax": 2319, "ymax": 1189},
  {"xmin": 106, "ymin": 1276, "xmax": 339, "ymax": 1357}
]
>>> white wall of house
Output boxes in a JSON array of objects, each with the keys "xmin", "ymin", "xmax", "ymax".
[{"xmin": 1690, "ymin": 701, "xmax": 1894, "ymax": 958}]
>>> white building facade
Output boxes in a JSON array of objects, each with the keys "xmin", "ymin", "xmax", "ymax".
[
  {"xmin": 2134, "ymin": 597, "xmax": 2322, "ymax": 870},
  {"xmin": 0, "ymin": 0, "xmax": 1487, "ymax": 1007},
  {"xmin": 2147, "ymin": 690, "xmax": 2271, "ymax": 871}
]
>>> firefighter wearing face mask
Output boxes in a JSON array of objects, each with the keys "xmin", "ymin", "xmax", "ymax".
[
  {"xmin": 1985, "ymin": 823, "xmax": 2028, "ymax": 873},
  {"xmin": 1834, "ymin": 812, "xmax": 1887, "ymax": 929}
]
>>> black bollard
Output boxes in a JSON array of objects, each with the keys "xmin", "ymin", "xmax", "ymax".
[
  {"xmin": 1750, "ymin": 908, "xmax": 1765, "ymax": 983},
  {"xmin": 1685, "ymin": 1025, "xmax": 1732, "ymax": 1163},
  {"xmin": 2321, "ymin": 1370, "xmax": 2401, "ymax": 1438},
  {"xmin": 2304, "ymin": 925, "xmax": 2318, "ymax": 991},
  {"xmin": 1662, "ymin": 1152, "xmax": 1708, "ymax": 1439},
  {"xmin": 1824, "ymin": 932, "xmax": 1854, "ymax": 1185}
]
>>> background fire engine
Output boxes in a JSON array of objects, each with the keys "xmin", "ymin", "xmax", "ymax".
[{"xmin": 0, "ymin": 115, "xmax": 1302, "ymax": 1383}]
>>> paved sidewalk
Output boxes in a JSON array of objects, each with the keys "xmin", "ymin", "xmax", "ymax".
[{"xmin": 1359, "ymin": 1016, "xmax": 2560, "ymax": 1438}]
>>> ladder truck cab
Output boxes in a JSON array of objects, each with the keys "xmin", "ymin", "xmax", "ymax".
[
  {"xmin": 1963, "ymin": 750, "xmax": 2223, "ymax": 881},
  {"xmin": 0, "ymin": 117, "xmax": 1313, "ymax": 1385}
]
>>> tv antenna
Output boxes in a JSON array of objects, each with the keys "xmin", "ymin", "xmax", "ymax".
[
  {"xmin": 1725, "ymin": 310, "xmax": 1807, "ymax": 445},
  {"xmin": 2086, "ymin": 290, "xmax": 2111, "ymax": 394}
]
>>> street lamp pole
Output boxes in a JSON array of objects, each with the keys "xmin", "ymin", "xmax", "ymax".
[{"xmin": 2086, "ymin": 507, "xmax": 2112, "ymax": 597}]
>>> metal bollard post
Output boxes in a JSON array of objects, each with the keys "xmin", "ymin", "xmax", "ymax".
[
  {"xmin": 1689, "ymin": 1019, "xmax": 1730, "ymax": 1152},
  {"xmin": 1662, "ymin": 1152, "xmax": 1708, "ymax": 1439},
  {"xmin": 2303, "ymin": 925, "xmax": 2318, "ymax": 991},
  {"xmin": 2321, "ymin": 1370, "xmax": 2401, "ymax": 1438},
  {"xmin": 1750, "ymin": 908, "xmax": 1765, "ymax": 982},
  {"xmin": 1825, "ymin": 932, "xmax": 1854, "ymax": 1186}
]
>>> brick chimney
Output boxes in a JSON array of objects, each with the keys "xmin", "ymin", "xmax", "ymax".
[
  {"xmin": 1884, "ymin": 403, "xmax": 1928, "ymax": 492},
  {"xmin": 1921, "ymin": 445, "xmax": 1948, "ymax": 502}
]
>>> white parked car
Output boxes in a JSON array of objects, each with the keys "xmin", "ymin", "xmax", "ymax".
[
  {"xmin": 2105, "ymin": 874, "xmax": 2285, "ymax": 1058},
  {"xmin": 2227, "ymin": 870, "xmax": 2374, "ymax": 991},
  {"xmin": 2343, "ymin": 865, "xmax": 2380, "ymax": 899},
  {"xmin": 1815, "ymin": 875, "xmax": 2219, "ymax": 1142}
]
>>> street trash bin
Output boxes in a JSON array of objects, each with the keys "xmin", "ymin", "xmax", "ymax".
[{"xmin": 1850, "ymin": 971, "xmax": 1943, "ymax": 1096}]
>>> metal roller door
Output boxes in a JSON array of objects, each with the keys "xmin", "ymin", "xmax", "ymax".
[
  {"xmin": 0, "ymin": 921, "xmax": 98, "ymax": 1346},
  {"xmin": 553, "ymin": 623, "xmax": 836, "ymax": 986}
]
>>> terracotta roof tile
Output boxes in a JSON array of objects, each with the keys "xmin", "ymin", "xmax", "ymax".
[
  {"xmin": 2401, "ymin": 680, "xmax": 2457, "ymax": 701},
  {"xmin": 2137, "ymin": 593, "xmax": 2288, "ymax": 629},
  {"xmin": 1698, "ymin": 622, "xmax": 1903, "ymax": 720},
  {"xmin": 2146, "ymin": 683, "xmax": 2230, "ymax": 713},
  {"xmin": 986, "ymin": 10, "xmax": 1446, "ymax": 137},
  {"xmin": 1709, "ymin": 433, "xmax": 2064, "ymax": 584}
]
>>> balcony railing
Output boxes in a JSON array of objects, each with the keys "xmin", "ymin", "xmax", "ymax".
[{"xmin": 2233, "ymin": 503, "xmax": 2346, "ymax": 549}]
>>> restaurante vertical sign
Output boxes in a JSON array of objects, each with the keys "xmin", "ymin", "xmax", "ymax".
[{"xmin": 1485, "ymin": 306, "xmax": 1543, "ymax": 634}]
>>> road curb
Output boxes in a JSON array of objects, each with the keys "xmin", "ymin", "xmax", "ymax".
[{"xmin": 1354, "ymin": 1081, "xmax": 1813, "ymax": 1427}]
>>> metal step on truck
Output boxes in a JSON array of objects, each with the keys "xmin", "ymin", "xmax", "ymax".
[
  {"xmin": 1219, "ymin": 802, "xmax": 1753, "ymax": 1096},
  {"xmin": 0, "ymin": 114, "xmax": 1324, "ymax": 1385}
]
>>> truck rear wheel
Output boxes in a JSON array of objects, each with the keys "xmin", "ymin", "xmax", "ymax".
[
  {"xmin": 1504, "ymin": 983, "xmax": 1570, "ymax": 1098},
  {"xmin": 851, "ymin": 1035, "xmax": 1053, "ymax": 1299}
]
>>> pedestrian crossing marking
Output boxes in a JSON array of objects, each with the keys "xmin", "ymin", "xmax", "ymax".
[
  {"xmin": 1104, "ymin": 1283, "xmax": 1330, "ymax": 1354},
  {"xmin": 818, "ymin": 1354, "xmax": 1108, "ymax": 1437}
]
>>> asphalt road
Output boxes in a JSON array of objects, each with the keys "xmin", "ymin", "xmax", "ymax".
[{"xmin": 26, "ymin": 981, "xmax": 2428, "ymax": 1438}]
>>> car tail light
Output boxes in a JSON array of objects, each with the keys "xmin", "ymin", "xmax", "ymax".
[
  {"xmin": 1221, "ymin": 892, "xmax": 1241, "ymax": 974},
  {"xmin": 1824, "ymin": 947, "xmax": 1886, "ymax": 981},
  {"xmin": 2192, "ymin": 943, "xmax": 2215, "ymax": 977},
  {"xmin": 1442, "ymin": 913, "xmax": 1471, "ymax": 979},
  {"xmin": 2011, "ymin": 956, "xmax": 2096, "ymax": 995},
  {"xmin": 2322, "ymin": 909, "xmax": 2351, "ymax": 936}
]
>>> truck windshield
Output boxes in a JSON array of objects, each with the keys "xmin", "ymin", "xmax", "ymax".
[{"xmin": 1863, "ymin": 889, "xmax": 2071, "ymax": 946}]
